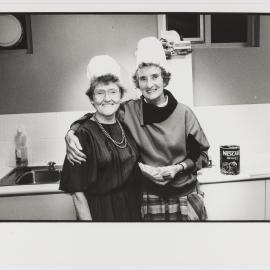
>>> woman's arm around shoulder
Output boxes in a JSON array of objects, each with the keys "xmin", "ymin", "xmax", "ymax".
[{"xmin": 65, "ymin": 113, "xmax": 94, "ymax": 165}]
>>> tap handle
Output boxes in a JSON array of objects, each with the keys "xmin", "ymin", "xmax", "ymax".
[{"xmin": 48, "ymin": 161, "xmax": 56, "ymax": 170}]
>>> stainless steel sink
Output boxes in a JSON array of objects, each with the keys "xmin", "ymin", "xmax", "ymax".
[{"xmin": 15, "ymin": 166, "xmax": 61, "ymax": 185}]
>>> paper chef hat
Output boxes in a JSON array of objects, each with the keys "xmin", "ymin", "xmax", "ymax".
[
  {"xmin": 86, "ymin": 55, "xmax": 121, "ymax": 81},
  {"xmin": 135, "ymin": 36, "xmax": 168, "ymax": 71}
]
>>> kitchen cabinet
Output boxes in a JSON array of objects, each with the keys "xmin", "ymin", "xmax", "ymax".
[
  {"xmin": 201, "ymin": 180, "xmax": 265, "ymax": 220},
  {"xmin": 265, "ymin": 179, "xmax": 270, "ymax": 220},
  {"xmin": 0, "ymin": 193, "xmax": 76, "ymax": 220}
]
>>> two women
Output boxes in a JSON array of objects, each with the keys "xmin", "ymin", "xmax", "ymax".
[
  {"xmin": 64, "ymin": 37, "xmax": 210, "ymax": 221},
  {"xmin": 60, "ymin": 55, "xmax": 142, "ymax": 221}
]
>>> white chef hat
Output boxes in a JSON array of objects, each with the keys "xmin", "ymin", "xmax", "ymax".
[
  {"xmin": 86, "ymin": 55, "xmax": 121, "ymax": 81},
  {"xmin": 135, "ymin": 36, "xmax": 168, "ymax": 71}
]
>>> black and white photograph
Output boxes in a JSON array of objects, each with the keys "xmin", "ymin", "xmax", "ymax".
[
  {"xmin": 1, "ymin": 1, "xmax": 270, "ymax": 268},
  {"xmin": 0, "ymin": 12, "xmax": 269, "ymax": 221}
]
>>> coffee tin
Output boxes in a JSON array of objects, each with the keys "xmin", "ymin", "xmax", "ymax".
[{"xmin": 220, "ymin": 145, "xmax": 240, "ymax": 175}]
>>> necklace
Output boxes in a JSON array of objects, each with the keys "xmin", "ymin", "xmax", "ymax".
[{"xmin": 94, "ymin": 115, "xmax": 128, "ymax": 149}]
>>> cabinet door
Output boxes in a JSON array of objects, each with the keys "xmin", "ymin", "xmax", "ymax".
[
  {"xmin": 265, "ymin": 179, "xmax": 270, "ymax": 220},
  {"xmin": 201, "ymin": 180, "xmax": 265, "ymax": 220},
  {"xmin": 0, "ymin": 193, "xmax": 76, "ymax": 220}
]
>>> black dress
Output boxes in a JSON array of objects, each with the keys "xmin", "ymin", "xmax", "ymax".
[{"xmin": 59, "ymin": 119, "xmax": 142, "ymax": 221}]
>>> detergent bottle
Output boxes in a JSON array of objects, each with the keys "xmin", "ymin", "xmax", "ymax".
[{"xmin": 14, "ymin": 128, "xmax": 28, "ymax": 167}]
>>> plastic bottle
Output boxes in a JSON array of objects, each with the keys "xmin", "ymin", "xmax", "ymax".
[{"xmin": 14, "ymin": 128, "xmax": 28, "ymax": 167}]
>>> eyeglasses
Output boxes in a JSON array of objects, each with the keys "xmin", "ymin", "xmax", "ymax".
[{"xmin": 93, "ymin": 89, "xmax": 120, "ymax": 100}]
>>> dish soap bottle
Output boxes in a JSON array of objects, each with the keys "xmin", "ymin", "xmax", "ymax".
[{"xmin": 14, "ymin": 128, "xmax": 28, "ymax": 167}]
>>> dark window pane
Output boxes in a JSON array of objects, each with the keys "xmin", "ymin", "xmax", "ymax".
[
  {"xmin": 211, "ymin": 13, "xmax": 247, "ymax": 43},
  {"xmin": 167, "ymin": 13, "xmax": 201, "ymax": 39}
]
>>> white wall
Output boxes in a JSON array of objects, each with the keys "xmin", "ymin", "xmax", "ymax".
[
  {"xmin": 193, "ymin": 103, "xmax": 270, "ymax": 172},
  {"xmin": 0, "ymin": 14, "xmax": 156, "ymax": 114},
  {"xmin": 193, "ymin": 15, "xmax": 270, "ymax": 106},
  {"xmin": 2, "ymin": 14, "xmax": 270, "ymax": 112}
]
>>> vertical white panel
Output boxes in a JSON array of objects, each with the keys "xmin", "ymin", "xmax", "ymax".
[
  {"xmin": 265, "ymin": 179, "xmax": 270, "ymax": 220},
  {"xmin": 167, "ymin": 54, "xmax": 194, "ymax": 106}
]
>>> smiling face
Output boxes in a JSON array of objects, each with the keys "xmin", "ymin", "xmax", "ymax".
[
  {"xmin": 137, "ymin": 65, "xmax": 166, "ymax": 106},
  {"xmin": 91, "ymin": 82, "xmax": 122, "ymax": 120}
]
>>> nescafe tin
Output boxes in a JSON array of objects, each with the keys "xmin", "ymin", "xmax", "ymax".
[{"xmin": 220, "ymin": 145, "xmax": 240, "ymax": 175}]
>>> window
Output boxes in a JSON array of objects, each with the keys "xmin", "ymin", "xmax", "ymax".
[
  {"xmin": 211, "ymin": 13, "xmax": 247, "ymax": 43},
  {"xmin": 158, "ymin": 13, "xmax": 260, "ymax": 48},
  {"xmin": 165, "ymin": 13, "xmax": 204, "ymax": 43}
]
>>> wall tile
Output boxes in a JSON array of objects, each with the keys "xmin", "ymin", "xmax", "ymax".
[
  {"xmin": 0, "ymin": 114, "xmax": 20, "ymax": 141},
  {"xmin": 56, "ymin": 110, "xmax": 89, "ymax": 137},
  {"xmin": 20, "ymin": 113, "xmax": 62, "ymax": 140}
]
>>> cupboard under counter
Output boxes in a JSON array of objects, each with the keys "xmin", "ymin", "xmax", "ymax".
[
  {"xmin": 0, "ymin": 166, "xmax": 269, "ymax": 220},
  {"xmin": 0, "ymin": 187, "xmax": 76, "ymax": 220},
  {"xmin": 199, "ymin": 166, "xmax": 270, "ymax": 220}
]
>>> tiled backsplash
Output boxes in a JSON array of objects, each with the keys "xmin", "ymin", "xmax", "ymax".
[{"xmin": 0, "ymin": 103, "xmax": 270, "ymax": 177}]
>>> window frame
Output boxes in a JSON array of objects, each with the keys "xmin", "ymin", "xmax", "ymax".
[
  {"xmin": 158, "ymin": 13, "xmax": 260, "ymax": 48},
  {"xmin": 158, "ymin": 14, "xmax": 205, "ymax": 43}
]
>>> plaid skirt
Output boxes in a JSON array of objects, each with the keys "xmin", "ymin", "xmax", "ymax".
[{"xmin": 141, "ymin": 190, "xmax": 207, "ymax": 221}]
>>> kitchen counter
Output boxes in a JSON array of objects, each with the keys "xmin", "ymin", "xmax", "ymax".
[
  {"xmin": 1, "ymin": 164, "xmax": 270, "ymax": 196},
  {"xmin": 0, "ymin": 183, "xmax": 61, "ymax": 196},
  {"xmin": 198, "ymin": 166, "xmax": 270, "ymax": 184}
]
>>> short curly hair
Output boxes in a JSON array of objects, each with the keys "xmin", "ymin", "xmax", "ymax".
[
  {"xmin": 132, "ymin": 62, "xmax": 171, "ymax": 89},
  {"xmin": 86, "ymin": 74, "xmax": 126, "ymax": 100}
]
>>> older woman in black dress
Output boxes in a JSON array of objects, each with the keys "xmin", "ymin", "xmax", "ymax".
[{"xmin": 59, "ymin": 55, "xmax": 142, "ymax": 221}]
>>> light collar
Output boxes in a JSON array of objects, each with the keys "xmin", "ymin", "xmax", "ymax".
[{"xmin": 144, "ymin": 94, "xmax": 168, "ymax": 107}]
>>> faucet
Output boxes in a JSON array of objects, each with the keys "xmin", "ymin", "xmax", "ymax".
[{"xmin": 48, "ymin": 161, "xmax": 56, "ymax": 172}]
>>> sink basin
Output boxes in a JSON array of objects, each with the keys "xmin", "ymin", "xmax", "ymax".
[{"xmin": 15, "ymin": 166, "xmax": 61, "ymax": 185}]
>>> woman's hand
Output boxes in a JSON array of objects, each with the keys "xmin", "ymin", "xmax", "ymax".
[
  {"xmin": 138, "ymin": 163, "xmax": 170, "ymax": 186},
  {"xmin": 159, "ymin": 164, "xmax": 184, "ymax": 180},
  {"xmin": 65, "ymin": 130, "xmax": 87, "ymax": 165}
]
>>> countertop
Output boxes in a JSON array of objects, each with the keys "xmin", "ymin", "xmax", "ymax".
[
  {"xmin": 0, "ymin": 183, "xmax": 61, "ymax": 196},
  {"xmin": 1, "ymin": 165, "xmax": 270, "ymax": 196},
  {"xmin": 198, "ymin": 166, "xmax": 270, "ymax": 184}
]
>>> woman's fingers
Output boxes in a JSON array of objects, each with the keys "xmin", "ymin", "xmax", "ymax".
[
  {"xmin": 160, "ymin": 165, "xmax": 179, "ymax": 179},
  {"xmin": 70, "ymin": 153, "xmax": 85, "ymax": 164},
  {"xmin": 65, "ymin": 133, "xmax": 87, "ymax": 164},
  {"xmin": 148, "ymin": 169, "xmax": 164, "ymax": 181},
  {"xmin": 153, "ymin": 179, "xmax": 170, "ymax": 186},
  {"xmin": 70, "ymin": 138, "xmax": 86, "ymax": 159},
  {"xmin": 153, "ymin": 174, "xmax": 164, "ymax": 181},
  {"xmin": 67, "ymin": 145, "xmax": 86, "ymax": 164},
  {"xmin": 73, "ymin": 136, "xmax": 83, "ymax": 151},
  {"xmin": 163, "ymin": 175, "xmax": 173, "ymax": 182},
  {"xmin": 139, "ymin": 163, "xmax": 171, "ymax": 184},
  {"xmin": 66, "ymin": 155, "xmax": 74, "ymax": 166},
  {"xmin": 160, "ymin": 169, "xmax": 172, "ymax": 177}
]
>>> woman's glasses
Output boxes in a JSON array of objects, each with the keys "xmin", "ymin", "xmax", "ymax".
[{"xmin": 94, "ymin": 89, "xmax": 120, "ymax": 101}]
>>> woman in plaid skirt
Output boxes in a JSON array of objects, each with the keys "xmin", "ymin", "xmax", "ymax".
[{"xmin": 65, "ymin": 37, "xmax": 210, "ymax": 221}]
